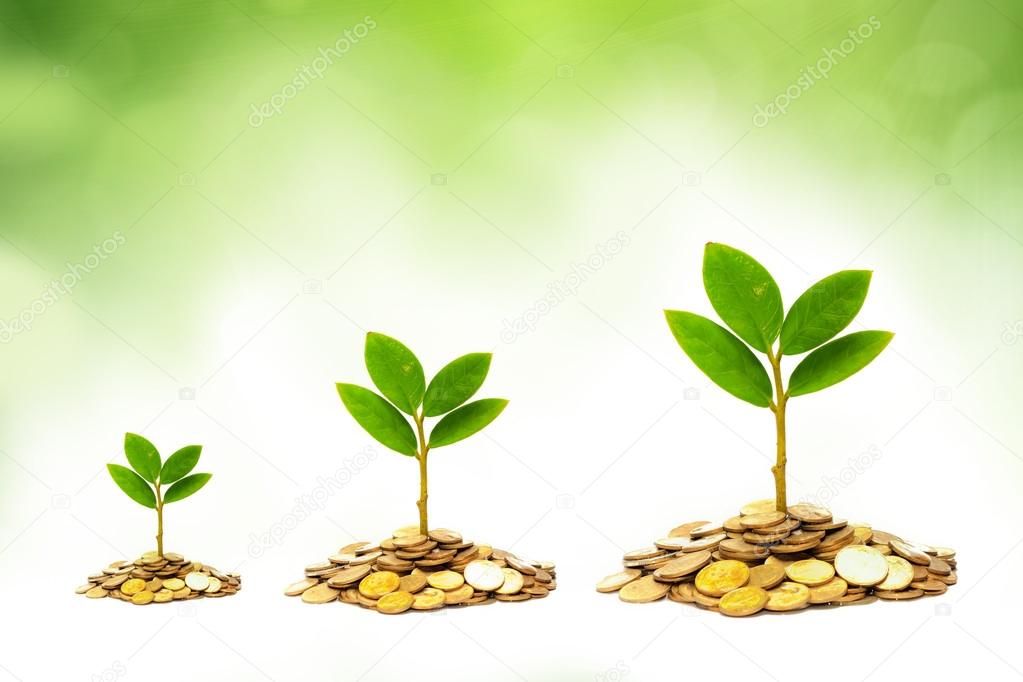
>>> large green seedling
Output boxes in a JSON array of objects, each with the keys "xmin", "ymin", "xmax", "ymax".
[
  {"xmin": 107, "ymin": 433, "xmax": 211, "ymax": 557},
  {"xmin": 337, "ymin": 332, "xmax": 508, "ymax": 535},
  {"xmin": 665, "ymin": 243, "xmax": 893, "ymax": 512}
]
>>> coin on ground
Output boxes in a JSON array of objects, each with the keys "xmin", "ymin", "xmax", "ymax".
[
  {"xmin": 120, "ymin": 578, "xmax": 146, "ymax": 596},
  {"xmin": 162, "ymin": 578, "xmax": 185, "ymax": 591},
  {"xmin": 185, "ymin": 572, "xmax": 210, "ymax": 591},
  {"xmin": 719, "ymin": 586, "xmax": 769, "ymax": 617},
  {"xmin": 619, "ymin": 575, "xmax": 670, "ymax": 603},
  {"xmin": 284, "ymin": 578, "xmax": 318, "ymax": 596},
  {"xmin": 786, "ymin": 559, "xmax": 835, "ymax": 586},
  {"xmin": 153, "ymin": 589, "xmax": 174, "ymax": 603},
  {"xmin": 740, "ymin": 511, "xmax": 786, "ymax": 529},
  {"xmin": 748, "ymin": 564, "xmax": 786, "ymax": 590},
  {"xmin": 301, "ymin": 583, "xmax": 339, "ymax": 604},
  {"xmin": 497, "ymin": 568, "xmax": 524, "ymax": 595},
  {"xmin": 596, "ymin": 568, "xmax": 641, "ymax": 593},
  {"xmin": 835, "ymin": 545, "xmax": 889, "ymax": 586},
  {"xmin": 377, "ymin": 591, "xmax": 414, "ymax": 614},
  {"xmin": 412, "ymin": 587, "xmax": 445, "ymax": 610},
  {"xmin": 131, "ymin": 590, "xmax": 154, "ymax": 605},
  {"xmin": 445, "ymin": 584, "xmax": 474, "ymax": 605},
  {"xmin": 86, "ymin": 586, "xmax": 108, "ymax": 599},
  {"xmin": 695, "ymin": 560, "xmax": 750, "ymax": 597},
  {"xmin": 765, "ymin": 582, "xmax": 810, "ymax": 611},
  {"xmin": 427, "ymin": 571, "xmax": 464, "ymax": 591},
  {"xmin": 890, "ymin": 539, "xmax": 931, "ymax": 565},
  {"xmin": 787, "ymin": 503, "xmax": 831, "ymax": 523},
  {"xmin": 359, "ymin": 571, "xmax": 400, "ymax": 599},
  {"xmin": 875, "ymin": 555, "xmax": 914, "ymax": 591},
  {"xmin": 464, "ymin": 560, "xmax": 505, "ymax": 591},
  {"xmin": 808, "ymin": 577, "xmax": 848, "ymax": 604},
  {"xmin": 654, "ymin": 550, "xmax": 712, "ymax": 580}
]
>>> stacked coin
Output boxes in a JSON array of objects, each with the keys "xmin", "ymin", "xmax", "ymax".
[
  {"xmin": 596, "ymin": 500, "xmax": 957, "ymax": 617},
  {"xmin": 75, "ymin": 551, "xmax": 242, "ymax": 604},
  {"xmin": 286, "ymin": 527, "xmax": 556, "ymax": 613}
]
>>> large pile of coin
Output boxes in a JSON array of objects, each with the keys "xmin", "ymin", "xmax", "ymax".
[
  {"xmin": 286, "ymin": 527, "xmax": 556, "ymax": 613},
  {"xmin": 75, "ymin": 551, "xmax": 242, "ymax": 604},
  {"xmin": 596, "ymin": 501, "xmax": 957, "ymax": 617}
]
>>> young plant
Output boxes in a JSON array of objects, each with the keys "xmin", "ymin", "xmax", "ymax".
[
  {"xmin": 106, "ymin": 433, "xmax": 211, "ymax": 557},
  {"xmin": 665, "ymin": 243, "xmax": 892, "ymax": 512},
  {"xmin": 337, "ymin": 332, "xmax": 508, "ymax": 535}
]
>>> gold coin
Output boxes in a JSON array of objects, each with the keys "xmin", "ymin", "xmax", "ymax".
[
  {"xmin": 764, "ymin": 582, "xmax": 810, "ymax": 611},
  {"xmin": 786, "ymin": 559, "xmax": 835, "ymax": 586},
  {"xmin": 719, "ymin": 586, "xmax": 769, "ymax": 617},
  {"xmin": 748, "ymin": 563, "xmax": 785, "ymax": 590},
  {"xmin": 619, "ymin": 575, "xmax": 669, "ymax": 603},
  {"xmin": 301, "ymin": 583, "xmax": 339, "ymax": 604},
  {"xmin": 172, "ymin": 587, "xmax": 191, "ymax": 599},
  {"xmin": 162, "ymin": 578, "xmax": 185, "ymax": 591},
  {"xmin": 327, "ymin": 564, "xmax": 372, "ymax": 588},
  {"xmin": 284, "ymin": 578, "xmax": 318, "ymax": 596},
  {"xmin": 85, "ymin": 586, "xmax": 108, "ymax": 599},
  {"xmin": 740, "ymin": 499, "xmax": 777, "ymax": 516},
  {"xmin": 875, "ymin": 555, "xmax": 914, "ymax": 591},
  {"xmin": 668, "ymin": 520, "xmax": 711, "ymax": 537},
  {"xmin": 131, "ymin": 590, "xmax": 155, "ymax": 605},
  {"xmin": 623, "ymin": 546, "xmax": 663, "ymax": 561},
  {"xmin": 411, "ymin": 587, "xmax": 445, "ymax": 610},
  {"xmin": 595, "ymin": 568, "xmax": 641, "ymax": 593},
  {"xmin": 496, "ymin": 568, "xmax": 524, "ymax": 595},
  {"xmin": 740, "ymin": 511, "xmax": 786, "ymax": 529},
  {"xmin": 808, "ymin": 577, "xmax": 848, "ymax": 604},
  {"xmin": 120, "ymin": 578, "xmax": 147, "ymax": 596},
  {"xmin": 205, "ymin": 577, "xmax": 222, "ymax": 593},
  {"xmin": 834, "ymin": 545, "xmax": 889, "ymax": 586},
  {"xmin": 464, "ymin": 560, "xmax": 505, "ymax": 591},
  {"xmin": 444, "ymin": 584, "xmax": 474, "ymax": 605},
  {"xmin": 787, "ymin": 503, "xmax": 831, "ymax": 523},
  {"xmin": 399, "ymin": 572, "xmax": 428, "ymax": 593},
  {"xmin": 890, "ymin": 539, "xmax": 931, "ymax": 565},
  {"xmin": 876, "ymin": 588, "xmax": 924, "ymax": 600},
  {"xmin": 377, "ymin": 591, "xmax": 414, "ymax": 614},
  {"xmin": 153, "ymin": 589, "xmax": 174, "ymax": 603},
  {"xmin": 392, "ymin": 525, "xmax": 421, "ymax": 538},
  {"xmin": 426, "ymin": 570, "xmax": 464, "ymax": 591},
  {"xmin": 359, "ymin": 571, "xmax": 400, "ymax": 599},
  {"xmin": 695, "ymin": 560, "xmax": 750, "ymax": 597},
  {"xmin": 185, "ymin": 572, "xmax": 210, "ymax": 591},
  {"xmin": 654, "ymin": 550, "xmax": 712, "ymax": 580}
]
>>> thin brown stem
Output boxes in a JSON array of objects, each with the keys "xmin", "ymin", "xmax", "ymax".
[
  {"xmin": 155, "ymin": 483, "xmax": 164, "ymax": 557},
  {"xmin": 767, "ymin": 347, "xmax": 788, "ymax": 513},
  {"xmin": 413, "ymin": 411, "xmax": 430, "ymax": 536}
]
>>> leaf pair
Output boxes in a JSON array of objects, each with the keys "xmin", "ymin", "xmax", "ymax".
[
  {"xmin": 337, "ymin": 333, "xmax": 507, "ymax": 455},
  {"xmin": 666, "ymin": 243, "xmax": 892, "ymax": 406},
  {"xmin": 107, "ymin": 433, "xmax": 211, "ymax": 508}
]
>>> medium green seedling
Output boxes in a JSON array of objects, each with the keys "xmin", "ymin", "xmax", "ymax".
[
  {"xmin": 107, "ymin": 433, "xmax": 211, "ymax": 557},
  {"xmin": 337, "ymin": 332, "xmax": 508, "ymax": 535},
  {"xmin": 665, "ymin": 243, "xmax": 893, "ymax": 512}
]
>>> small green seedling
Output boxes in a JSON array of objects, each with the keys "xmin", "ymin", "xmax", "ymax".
[
  {"xmin": 337, "ymin": 332, "xmax": 508, "ymax": 535},
  {"xmin": 665, "ymin": 243, "xmax": 893, "ymax": 512},
  {"xmin": 107, "ymin": 433, "xmax": 211, "ymax": 557}
]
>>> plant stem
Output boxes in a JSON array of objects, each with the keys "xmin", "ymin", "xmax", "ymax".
[
  {"xmin": 413, "ymin": 411, "xmax": 430, "ymax": 536},
  {"xmin": 767, "ymin": 348, "xmax": 788, "ymax": 513},
  {"xmin": 155, "ymin": 483, "xmax": 164, "ymax": 557}
]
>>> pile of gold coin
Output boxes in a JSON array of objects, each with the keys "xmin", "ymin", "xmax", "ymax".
[
  {"xmin": 75, "ymin": 551, "xmax": 242, "ymax": 604},
  {"xmin": 286, "ymin": 527, "xmax": 556, "ymax": 613},
  {"xmin": 596, "ymin": 500, "xmax": 957, "ymax": 617}
]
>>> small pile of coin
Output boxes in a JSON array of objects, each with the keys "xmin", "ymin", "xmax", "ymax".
[
  {"xmin": 75, "ymin": 551, "xmax": 242, "ymax": 604},
  {"xmin": 596, "ymin": 500, "xmax": 957, "ymax": 617},
  {"xmin": 286, "ymin": 527, "xmax": 556, "ymax": 614}
]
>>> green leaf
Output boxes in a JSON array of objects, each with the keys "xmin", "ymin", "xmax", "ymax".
[
  {"xmin": 780, "ymin": 270, "xmax": 872, "ymax": 355},
  {"xmin": 163, "ymin": 473, "xmax": 211, "ymax": 503},
  {"xmin": 107, "ymin": 464, "xmax": 156, "ymax": 508},
  {"xmin": 702, "ymin": 242, "xmax": 784, "ymax": 353},
  {"xmin": 788, "ymin": 331, "xmax": 894, "ymax": 397},
  {"xmin": 160, "ymin": 445, "xmax": 202, "ymax": 485},
  {"xmin": 423, "ymin": 353, "xmax": 492, "ymax": 417},
  {"xmin": 364, "ymin": 332, "xmax": 426, "ymax": 415},
  {"xmin": 337, "ymin": 383, "xmax": 418, "ymax": 456},
  {"xmin": 124, "ymin": 432, "xmax": 161, "ymax": 483},
  {"xmin": 428, "ymin": 398, "xmax": 508, "ymax": 448},
  {"xmin": 664, "ymin": 310, "xmax": 773, "ymax": 407}
]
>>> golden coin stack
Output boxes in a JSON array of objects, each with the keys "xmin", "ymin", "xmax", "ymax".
[
  {"xmin": 596, "ymin": 500, "xmax": 957, "ymax": 617},
  {"xmin": 75, "ymin": 551, "xmax": 242, "ymax": 605},
  {"xmin": 286, "ymin": 527, "xmax": 556, "ymax": 614}
]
